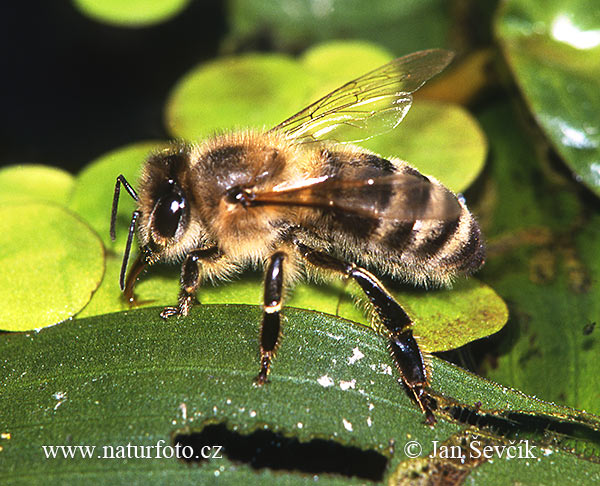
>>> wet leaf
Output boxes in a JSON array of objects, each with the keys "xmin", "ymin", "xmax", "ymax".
[
  {"xmin": 477, "ymin": 102, "xmax": 600, "ymax": 416},
  {"xmin": 227, "ymin": 0, "xmax": 451, "ymax": 55},
  {"xmin": 495, "ymin": 1, "xmax": 600, "ymax": 197},
  {"xmin": 72, "ymin": 0, "xmax": 191, "ymax": 27},
  {"xmin": 0, "ymin": 203, "xmax": 104, "ymax": 331},
  {"xmin": 1, "ymin": 306, "xmax": 598, "ymax": 484},
  {"xmin": 0, "ymin": 165, "xmax": 74, "ymax": 205}
]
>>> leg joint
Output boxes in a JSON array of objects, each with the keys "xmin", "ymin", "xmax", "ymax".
[{"xmin": 296, "ymin": 242, "xmax": 352, "ymax": 274}]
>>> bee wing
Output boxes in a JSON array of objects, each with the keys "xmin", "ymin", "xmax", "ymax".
[
  {"xmin": 269, "ymin": 49, "xmax": 454, "ymax": 144},
  {"xmin": 252, "ymin": 172, "xmax": 462, "ymax": 222}
]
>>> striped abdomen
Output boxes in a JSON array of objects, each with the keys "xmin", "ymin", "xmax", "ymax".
[{"xmin": 313, "ymin": 150, "xmax": 485, "ymax": 286}]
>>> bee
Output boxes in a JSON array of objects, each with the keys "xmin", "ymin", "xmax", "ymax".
[{"xmin": 110, "ymin": 49, "xmax": 485, "ymax": 425}]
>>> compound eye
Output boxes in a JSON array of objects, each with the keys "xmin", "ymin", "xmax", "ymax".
[{"xmin": 153, "ymin": 192, "xmax": 186, "ymax": 239}]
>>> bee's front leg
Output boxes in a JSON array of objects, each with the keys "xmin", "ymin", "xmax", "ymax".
[
  {"xmin": 255, "ymin": 251, "xmax": 287, "ymax": 385},
  {"xmin": 160, "ymin": 247, "xmax": 221, "ymax": 319}
]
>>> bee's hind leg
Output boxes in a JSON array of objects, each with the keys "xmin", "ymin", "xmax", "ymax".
[
  {"xmin": 160, "ymin": 247, "xmax": 222, "ymax": 319},
  {"xmin": 296, "ymin": 242, "xmax": 436, "ymax": 425}
]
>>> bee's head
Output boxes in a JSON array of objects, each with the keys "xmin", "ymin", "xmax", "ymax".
[
  {"xmin": 110, "ymin": 143, "xmax": 203, "ymax": 292},
  {"xmin": 137, "ymin": 145, "xmax": 198, "ymax": 262}
]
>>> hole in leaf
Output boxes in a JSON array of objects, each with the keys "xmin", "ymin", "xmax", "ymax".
[{"xmin": 173, "ymin": 423, "xmax": 387, "ymax": 481}]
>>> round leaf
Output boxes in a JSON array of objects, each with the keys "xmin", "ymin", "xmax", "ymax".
[
  {"xmin": 0, "ymin": 203, "xmax": 104, "ymax": 331},
  {"xmin": 166, "ymin": 54, "xmax": 315, "ymax": 140},
  {"xmin": 72, "ymin": 0, "xmax": 191, "ymax": 27},
  {"xmin": 0, "ymin": 164, "xmax": 74, "ymax": 206},
  {"xmin": 389, "ymin": 279, "xmax": 508, "ymax": 352},
  {"xmin": 300, "ymin": 40, "xmax": 394, "ymax": 100},
  {"xmin": 496, "ymin": 1, "xmax": 600, "ymax": 197}
]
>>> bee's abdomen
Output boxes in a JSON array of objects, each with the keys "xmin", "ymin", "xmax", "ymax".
[
  {"xmin": 381, "ymin": 198, "xmax": 485, "ymax": 283},
  {"xmin": 438, "ymin": 213, "xmax": 485, "ymax": 274},
  {"xmin": 315, "ymin": 150, "xmax": 484, "ymax": 284}
]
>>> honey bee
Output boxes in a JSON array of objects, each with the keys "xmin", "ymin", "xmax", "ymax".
[{"xmin": 110, "ymin": 49, "xmax": 484, "ymax": 424}]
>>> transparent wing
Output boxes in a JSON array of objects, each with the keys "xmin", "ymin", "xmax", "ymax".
[
  {"xmin": 269, "ymin": 49, "xmax": 454, "ymax": 145},
  {"xmin": 251, "ymin": 172, "xmax": 462, "ymax": 222}
]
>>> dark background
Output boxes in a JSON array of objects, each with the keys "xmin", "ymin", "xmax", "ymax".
[{"xmin": 1, "ymin": 1, "xmax": 226, "ymax": 173}]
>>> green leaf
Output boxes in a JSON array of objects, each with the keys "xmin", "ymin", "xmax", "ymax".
[
  {"xmin": 0, "ymin": 165, "xmax": 74, "ymax": 205},
  {"xmin": 495, "ymin": 1, "xmax": 600, "ymax": 197},
  {"xmin": 227, "ymin": 0, "xmax": 451, "ymax": 55},
  {"xmin": 392, "ymin": 278, "xmax": 508, "ymax": 352},
  {"xmin": 71, "ymin": 0, "xmax": 191, "ymax": 27},
  {"xmin": 166, "ymin": 54, "xmax": 315, "ymax": 140},
  {"xmin": 0, "ymin": 203, "xmax": 104, "ymax": 331},
  {"xmin": 68, "ymin": 141, "xmax": 163, "ymax": 250},
  {"xmin": 1, "ymin": 306, "xmax": 598, "ymax": 484},
  {"xmin": 477, "ymin": 102, "xmax": 600, "ymax": 416},
  {"xmin": 300, "ymin": 40, "xmax": 395, "ymax": 100}
]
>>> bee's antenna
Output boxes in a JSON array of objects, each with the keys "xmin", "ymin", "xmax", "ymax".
[
  {"xmin": 111, "ymin": 174, "xmax": 139, "ymax": 241},
  {"xmin": 120, "ymin": 210, "xmax": 140, "ymax": 291}
]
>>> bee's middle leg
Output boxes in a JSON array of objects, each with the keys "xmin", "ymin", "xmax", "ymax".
[{"xmin": 160, "ymin": 247, "xmax": 221, "ymax": 319}]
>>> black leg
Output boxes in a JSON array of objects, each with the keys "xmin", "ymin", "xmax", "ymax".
[
  {"xmin": 296, "ymin": 242, "xmax": 436, "ymax": 424},
  {"xmin": 255, "ymin": 251, "xmax": 286, "ymax": 385},
  {"xmin": 119, "ymin": 210, "xmax": 141, "ymax": 291},
  {"xmin": 110, "ymin": 174, "xmax": 144, "ymax": 293},
  {"xmin": 110, "ymin": 174, "xmax": 139, "ymax": 241},
  {"xmin": 160, "ymin": 247, "xmax": 221, "ymax": 319}
]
